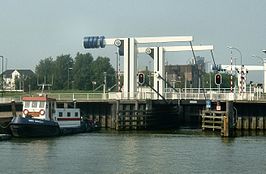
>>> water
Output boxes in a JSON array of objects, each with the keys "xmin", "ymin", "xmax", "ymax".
[{"xmin": 1, "ymin": 130, "xmax": 266, "ymax": 174}]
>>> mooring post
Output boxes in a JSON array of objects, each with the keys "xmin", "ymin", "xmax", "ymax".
[
  {"xmin": 115, "ymin": 100, "xmax": 120, "ymax": 130},
  {"xmin": 11, "ymin": 100, "xmax": 16, "ymax": 117},
  {"xmin": 222, "ymin": 101, "xmax": 234, "ymax": 137},
  {"xmin": 134, "ymin": 100, "xmax": 138, "ymax": 130}
]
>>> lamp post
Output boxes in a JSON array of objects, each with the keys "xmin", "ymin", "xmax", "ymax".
[
  {"xmin": 252, "ymin": 55, "xmax": 264, "ymax": 63},
  {"xmin": 227, "ymin": 46, "xmax": 242, "ymax": 66},
  {"xmin": 68, "ymin": 67, "xmax": 73, "ymax": 90},
  {"xmin": 252, "ymin": 55, "xmax": 266, "ymax": 93},
  {"xmin": 227, "ymin": 46, "xmax": 243, "ymax": 94},
  {"xmin": 0, "ymin": 56, "xmax": 4, "ymax": 97},
  {"xmin": 204, "ymin": 60, "xmax": 212, "ymax": 90},
  {"xmin": 92, "ymin": 81, "xmax": 96, "ymax": 91},
  {"xmin": 262, "ymin": 50, "xmax": 266, "ymax": 92}
]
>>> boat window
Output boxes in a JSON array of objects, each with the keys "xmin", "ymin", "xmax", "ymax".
[
  {"xmin": 39, "ymin": 102, "xmax": 45, "ymax": 108},
  {"xmin": 75, "ymin": 112, "xmax": 79, "ymax": 117},
  {"xmin": 59, "ymin": 112, "xmax": 63, "ymax": 117},
  {"xmin": 32, "ymin": 101, "xmax": 38, "ymax": 108},
  {"xmin": 24, "ymin": 101, "xmax": 30, "ymax": 108},
  {"xmin": 67, "ymin": 112, "xmax": 71, "ymax": 117}
]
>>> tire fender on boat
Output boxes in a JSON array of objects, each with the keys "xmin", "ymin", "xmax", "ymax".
[
  {"xmin": 39, "ymin": 109, "xmax": 45, "ymax": 115},
  {"xmin": 23, "ymin": 109, "xmax": 29, "ymax": 115}
]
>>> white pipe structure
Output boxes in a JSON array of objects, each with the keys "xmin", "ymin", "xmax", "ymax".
[
  {"xmin": 85, "ymin": 36, "xmax": 193, "ymax": 99},
  {"xmin": 221, "ymin": 64, "xmax": 266, "ymax": 92},
  {"xmin": 138, "ymin": 45, "xmax": 214, "ymax": 99}
]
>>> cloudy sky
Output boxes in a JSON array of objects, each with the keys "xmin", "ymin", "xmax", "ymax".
[{"xmin": 0, "ymin": 0, "xmax": 265, "ymax": 82}]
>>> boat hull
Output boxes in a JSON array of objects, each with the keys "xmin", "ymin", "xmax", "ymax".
[{"xmin": 10, "ymin": 116, "xmax": 61, "ymax": 137}]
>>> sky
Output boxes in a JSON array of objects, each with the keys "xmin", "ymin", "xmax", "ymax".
[{"xmin": 0, "ymin": 0, "xmax": 266, "ymax": 82}]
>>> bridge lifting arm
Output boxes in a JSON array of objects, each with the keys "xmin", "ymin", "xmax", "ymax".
[
  {"xmin": 138, "ymin": 45, "xmax": 213, "ymax": 99},
  {"xmin": 84, "ymin": 36, "xmax": 194, "ymax": 99},
  {"xmin": 83, "ymin": 35, "xmax": 214, "ymax": 99}
]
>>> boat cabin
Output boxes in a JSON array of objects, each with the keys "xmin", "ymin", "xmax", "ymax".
[
  {"xmin": 22, "ymin": 95, "xmax": 81, "ymax": 128},
  {"xmin": 54, "ymin": 108, "xmax": 81, "ymax": 128},
  {"xmin": 22, "ymin": 96, "xmax": 56, "ymax": 121}
]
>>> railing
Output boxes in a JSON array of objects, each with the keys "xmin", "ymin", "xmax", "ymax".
[
  {"xmin": 0, "ymin": 96, "xmax": 22, "ymax": 103},
  {"xmin": 47, "ymin": 93, "xmax": 108, "ymax": 101},
  {"xmin": 0, "ymin": 87, "xmax": 264, "ymax": 103}
]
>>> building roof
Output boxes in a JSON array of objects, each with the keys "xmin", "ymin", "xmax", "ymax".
[{"xmin": 2, "ymin": 69, "xmax": 35, "ymax": 78}]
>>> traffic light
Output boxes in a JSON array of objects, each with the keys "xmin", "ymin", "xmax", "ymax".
[
  {"xmin": 215, "ymin": 73, "xmax": 222, "ymax": 85},
  {"xmin": 138, "ymin": 73, "xmax": 145, "ymax": 85}
]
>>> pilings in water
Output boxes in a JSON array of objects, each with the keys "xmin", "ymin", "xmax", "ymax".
[
  {"xmin": 81, "ymin": 100, "xmax": 152, "ymax": 130},
  {"xmin": 221, "ymin": 101, "xmax": 235, "ymax": 137},
  {"xmin": 201, "ymin": 110, "xmax": 225, "ymax": 131},
  {"xmin": 202, "ymin": 101, "xmax": 235, "ymax": 137},
  {"xmin": 236, "ymin": 116, "xmax": 265, "ymax": 130},
  {"xmin": 234, "ymin": 101, "xmax": 266, "ymax": 131},
  {"xmin": 81, "ymin": 99, "xmax": 180, "ymax": 130},
  {"xmin": 115, "ymin": 100, "xmax": 151, "ymax": 130}
]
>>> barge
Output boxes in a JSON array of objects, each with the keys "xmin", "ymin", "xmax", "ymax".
[{"xmin": 10, "ymin": 95, "xmax": 94, "ymax": 137}]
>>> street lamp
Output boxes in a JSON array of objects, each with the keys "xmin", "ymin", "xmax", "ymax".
[
  {"xmin": 252, "ymin": 55, "xmax": 264, "ymax": 63},
  {"xmin": 227, "ymin": 46, "xmax": 242, "ymax": 66},
  {"xmin": 227, "ymin": 46, "xmax": 244, "ymax": 94},
  {"xmin": 92, "ymin": 81, "xmax": 96, "ymax": 91},
  {"xmin": 259, "ymin": 51, "xmax": 266, "ymax": 93},
  {"xmin": 204, "ymin": 60, "xmax": 212, "ymax": 90},
  {"xmin": 68, "ymin": 67, "xmax": 73, "ymax": 90},
  {"xmin": 0, "ymin": 56, "xmax": 4, "ymax": 97}
]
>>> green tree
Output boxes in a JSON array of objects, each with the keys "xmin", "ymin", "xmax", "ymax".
[
  {"xmin": 35, "ymin": 57, "xmax": 55, "ymax": 85},
  {"xmin": 14, "ymin": 74, "xmax": 37, "ymax": 91},
  {"xmin": 202, "ymin": 72, "xmax": 235, "ymax": 88},
  {"xmin": 34, "ymin": 53, "xmax": 116, "ymax": 91},
  {"xmin": 73, "ymin": 52, "xmax": 94, "ymax": 90},
  {"xmin": 53, "ymin": 54, "xmax": 73, "ymax": 90},
  {"xmin": 91, "ymin": 56, "xmax": 115, "ymax": 90}
]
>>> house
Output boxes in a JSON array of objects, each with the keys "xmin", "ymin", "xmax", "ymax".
[{"xmin": 1, "ymin": 69, "xmax": 35, "ymax": 91}]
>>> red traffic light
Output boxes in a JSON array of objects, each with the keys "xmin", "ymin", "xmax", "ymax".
[{"xmin": 215, "ymin": 74, "xmax": 222, "ymax": 85}]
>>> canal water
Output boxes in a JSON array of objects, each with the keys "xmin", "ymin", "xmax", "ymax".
[{"xmin": 1, "ymin": 130, "xmax": 266, "ymax": 174}]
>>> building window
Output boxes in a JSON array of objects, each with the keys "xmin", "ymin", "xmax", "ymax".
[
  {"xmin": 59, "ymin": 112, "xmax": 63, "ymax": 117},
  {"xmin": 67, "ymin": 112, "xmax": 71, "ymax": 117}
]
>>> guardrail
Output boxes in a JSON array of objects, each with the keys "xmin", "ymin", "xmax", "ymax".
[
  {"xmin": 0, "ymin": 97, "xmax": 22, "ymax": 103},
  {"xmin": 0, "ymin": 87, "xmax": 264, "ymax": 103}
]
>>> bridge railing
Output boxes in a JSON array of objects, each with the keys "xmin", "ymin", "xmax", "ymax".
[
  {"xmin": 0, "ymin": 96, "xmax": 22, "ymax": 103},
  {"xmin": 47, "ymin": 93, "xmax": 108, "ymax": 101},
  {"xmin": 0, "ymin": 87, "xmax": 264, "ymax": 103}
]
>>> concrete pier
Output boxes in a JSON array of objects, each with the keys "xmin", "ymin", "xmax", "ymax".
[{"xmin": 2, "ymin": 99, "xmax": 266, "ymax": 134}]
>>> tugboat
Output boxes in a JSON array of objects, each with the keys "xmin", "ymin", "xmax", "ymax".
[{"xmin": 10, "ymin": 95, "xmax": 92, "ymax": 137}]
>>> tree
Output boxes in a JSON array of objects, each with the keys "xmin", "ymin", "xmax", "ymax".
[
  {"xmin": 91, "ymin": 56, "xmax": 115, "ymax": 90},
  {"xmin": 73, "ymin": 52, "xmax": 94, "ymax": 90},
  {"xmin": 53, "ymin": 54, "xmax": 73, "ymax": 90},
  {"xmin": 34, "ymin": 53, "xmax": 116, "ymax": 91},
  {"xmin": 14, "ymin": 73, "xmax": 37, "ymax": 91},
  {"xmin": 202, "ymin": 72, "xmax": 235, "ymax": 88},
  {"xmin": 35, "ymin": 57, "xmax": 55, "ymax": 86}
]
